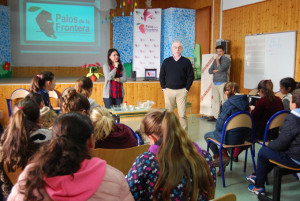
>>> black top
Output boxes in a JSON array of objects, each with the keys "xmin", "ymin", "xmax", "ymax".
[{"xmin": 159, "ymin": 56, "xmax": 194, "ymax": 91}]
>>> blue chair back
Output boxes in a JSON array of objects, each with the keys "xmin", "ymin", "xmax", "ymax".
[
  {"xmin": 7, "ymin": 88, "xmax": 29, "ymax": 117},
  {"xmin": 260, "ymin": 110, "xmax": 290, "ymax": 146}
]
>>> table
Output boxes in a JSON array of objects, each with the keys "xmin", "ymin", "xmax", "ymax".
[{"xmin": 108, "ymin": 108, "xmax": 151, "ymax": 118}]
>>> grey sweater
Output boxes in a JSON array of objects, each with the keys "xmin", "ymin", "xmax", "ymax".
[
  {"xmin": 102, "ymin": 63, "xmax": 127, "ymax": 98},
  {"xmin": 208, "ymin": 56, "xmax": 231, "ymax": 83}
]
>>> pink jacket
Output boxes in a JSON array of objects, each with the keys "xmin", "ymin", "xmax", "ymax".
[{"xmin": 8, "ymin": 158, "xmax": 134, "ymax": 201}]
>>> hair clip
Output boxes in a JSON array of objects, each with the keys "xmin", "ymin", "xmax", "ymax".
[
  {"xmin": 161, "ymin": 110, "xmax": 167, "ymax": 120},
  {"xmin": 37, "ymin": 74, "xmax": 41, "ymax": 79},
  {"xmin": 18, "ymin": 106, "xmax": 24, "ymax": 110},
  {"xmin": 74, "ymin": 91, "xmax": 78, "ymax": 94}
]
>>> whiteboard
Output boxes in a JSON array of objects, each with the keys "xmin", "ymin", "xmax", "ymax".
[
  {"xmin": 223, "ymin": 0, "xmax": 266, "ymax": 11},
  {"xmin": 244, "ymin": 31, "xmax": 296, "ymax": 92}
]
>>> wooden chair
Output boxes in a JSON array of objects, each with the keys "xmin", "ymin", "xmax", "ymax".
[
  {"xmin": 248, "ymin": 88, "xmax": 258, "ymax": 96},
  {"xmin": 258, "ymin": 160, "xmax": 300, "ymax": 201},
  {"xmin": 6, "ymin": 88, "xmax": 29, "ymax": 117},
  {"xmin": 213, "ymin": 193, "xmax": 236, "ymax": 201},
  {"xmin": 49, "ymin": 90, "xmax": 59, "ymax": 107},
  {"xmin": 275, "ymin": 91, "xmax": 285, "ymax": 99},
  {"xmin": 257, "ymin": 110, "xmax": 290, "ymax": 147},
  {"xmin": 206, "ymin": 111, "xmax": 256, "ymax": 187},
  {"xmin": 3, "ymin": 162, "xmax": 22, "ymax": 185},
  {"xmin": 92, "ymin": 145, "xmax": 150, "ymax": 175}
]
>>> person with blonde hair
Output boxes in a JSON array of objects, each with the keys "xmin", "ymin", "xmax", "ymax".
[
  {"xmin": 75, "ymin": 76, "xmax": 99, "ymax": 110},
  {"xmin": 126, "ymin": 110, "xmax": 216, "ymax": 201},
  {"xmin": 90, "ymin": 106, "xmax": 137, "ymax": 149},
  {"xmin": 204, "ymin": 82, "xmax": 250, "ymax": 175},
  {"xmin": 61, "ymin": 88, "xmax": 90, "ymax": 115}
]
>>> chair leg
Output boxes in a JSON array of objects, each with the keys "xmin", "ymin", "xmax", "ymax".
[
  {"xmin": 244, "ymin": 148, "xmax": 248, "ymax": 172},
  {"xmin": 219, "ymin": 148, "xmax": 226, "ymax": 187},
  {"xmin": 273, "ymin": 167, "xmax": 282, "ymax": 201},
  {"xmin": 206, "ymin": 141, "xmax": 210, "ymax": 152},
  {"xmin": 250, "ymin": 146, "xmax": 257, "ymax": 173},
  {"xmin": 230, "ymin": 148, "xmax": 233, "ymax": 171}
]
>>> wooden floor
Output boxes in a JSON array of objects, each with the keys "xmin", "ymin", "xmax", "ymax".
[{"xmin": 0, "ymin": 77, "xmax": 200, "ymax": 125}]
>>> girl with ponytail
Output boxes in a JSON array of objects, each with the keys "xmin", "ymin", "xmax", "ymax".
[
  {"xmin": 251, "ymin": 80, "xmax": 283, "ymax": 140},
  {"xmin": 29, "ymin": 71, "xmax": 56, "ymax": 108},
  {"xmin": 0, "ymin": 98, "xmax": 50, "ymax": 198},
  {"xmin": 61, "ymin": 88, "xmax": 90, "ymax": 115},
  {"xmin": 126, "ymin": 110, "xmax": 216, "ymax": 201},
  {"xmin": 90, "ymin": 106, "xmax": 138, "ymax": 149},
  {"xmin": 8, "ymin": 112, "xmax": 134, "ymax": 201}
]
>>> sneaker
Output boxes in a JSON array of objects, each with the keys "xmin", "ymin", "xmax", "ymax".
[
  {"xmin": 248, "ymin": 184, "xmax": 265, "ymax": 195},
  {"xmin": 246, "ymin": 174, "xmax": 256, "ymax": 185},
  {"xmin": 207, "ymin": 117, "xmax": 217, "ymax": 122}
]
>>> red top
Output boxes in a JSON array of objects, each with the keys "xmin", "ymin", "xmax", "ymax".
[
  {"xmin": 95, "ymin": 123, "xmax": 137, "ymax": 149},
  {"xmin": 251, "ymin": 96, "xmax": 283, "ymax": 127}
]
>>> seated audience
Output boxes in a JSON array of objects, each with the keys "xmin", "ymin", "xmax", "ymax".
[
  {"xmin": 246, "ymin": 89, "xmax": 300, "ymax": 194},
  {"xmin": 61, "ymin": 88, "xmax": 90, "ymax": 115},
  {"xmin": 90, "ymin": 106, "xmax": 138, "ymax": 149},
  {"xmin": 251, "ymin": 80, "xmax": 283, "ymax": 140},
  {"xmin": 0, "ymin": 99, "xmax": 51, "ymax": 198},
  {"xmin": 75, "ymin": 76, "xmax": 99, "ymax": 110},
  {"xmin": 204, "ymin": 82, "xmax": 250, "ymax": 175},
  {"xmin": 29, "ymin": 71, "xmax": 56, "ymax": 108},
  {"xmin": 126, "ymin": 110, "xmax": 216, "ymax": 201},
  {"xmin": 8, "ymin": 112, "xmax": 134, "ymax": 201},
  {"xmin": 279, "ymin": 77, "xmax": 297, "ymax": 110}
]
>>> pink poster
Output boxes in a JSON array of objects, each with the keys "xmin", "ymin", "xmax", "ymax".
[{"xmin": 133, "ymin": 8, "xmax": 162, "ymax": 78}]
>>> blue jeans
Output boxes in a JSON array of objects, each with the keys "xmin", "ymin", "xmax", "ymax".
[
  {"xmin": 103, "ymin": 97, "xmax": 123, "ymax": 109},
  {"xmin": 204, "ymin": 131, "xmax": 219, "ymax": 154},
  {"xmin": 256, "ymin": 146, "xmax": 300, "ymax": 187}
]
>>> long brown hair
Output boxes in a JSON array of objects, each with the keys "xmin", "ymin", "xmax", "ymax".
[
  {"xmin": 224, "ymin": 82, "xmax": 239, "ymax": 98},
  {"xmin": 75, "ymin": 76, "xmax": 93, "ymax": 98},
  {"xmin": 141, "ymin": 110, "xmax": 215, "ymax": 200},
  {"xmin": 29, "ymin": 71, "xmax": 55, "ymax": 93},
  {"xmin": 61, "ymin": 88, "xmax": 90, "ymax": 114},
  {"xmin": 0, "ymin": 99, "xmax": 40, "ymax": 171},
  {"xmin": 107, "ymin": 48, "xmax": 123, "ymax": 72},
  {"xmin": 257, "ymin": 80, "xmax": 275, "ymax": 102},
  {"xmin": 21, "ymin": 112, "xmax": 94, "ymax": 200}
]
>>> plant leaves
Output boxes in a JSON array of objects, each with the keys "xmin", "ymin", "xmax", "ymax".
[
  {"xmin": 28, "ymin": 6, "xmax": 41, "ymax": 12},
  {"xmin": 86, "ymin": 73, "xmax": 93, "ymax": 77}
]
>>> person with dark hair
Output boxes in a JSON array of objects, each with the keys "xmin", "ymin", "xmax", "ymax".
[
  {"xmin": 204, "ymin": 82, "xmax": 250, "ymax": 175},
  {"xmin": 25, "ymin": 93, "xmax": 44, "ymax": 109},
  {"xmin": 251, "ymin": 80, "xmax": 283, "ymax": 140},
  {"xmin": 279, "ymin": 77, "xmax": 297, "ymax": 110},
  {"xmin": 207, "ymin": 45, "xmax": 231, "ymax": 122},
  {"xmin": 0, "ymin": 99, "xmax": 51, "ymax": 198},
  {"xmin": 103, "ymin": 48, "xmax": 127, "ymax": 108},
  {"xmin": 61, "ymin": 88, "xmax": 90, "ymax": 115},
  {"xmin": 7, "ymin": 112, "xmax": 134, "ymax": 200},
  {"xmin": 75, "ymin": 76, "xmax": 99, "ymax": 110},
  {"xmin": 159, "ymin": 40, "xmax": 194, "ymax": 131},
  {"xmin": 247, "ymin": 89, "xmax": 300, "ymax": 195},
  {"xmin": 29, "ymin": 71, "xmax": 56, "ymax": 108},
  {"xmin": 126, "ymin": 110, "xmax": 216, "ymax": 201}
]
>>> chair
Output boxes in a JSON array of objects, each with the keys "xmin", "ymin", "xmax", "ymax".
[
  {"xmin": 258, "ymin": 160, "xmax": 300, "ymax": 201},
  {"xmin": 49, "ymin": 90, "xmax": 59, "ymax": 107},
  {"xmin": 92, "ymin": 144, "xmax": 150, "ymax": 175},
  {"xmin": 206, "ymin": 111, "xmax": 256, "ymax": 187},
  {"xmin": 213, "ymin": 193, "xmax": 236, "ymax": 201},
  {"xmin": 275, "ymin": 91, "xmax": 285, "ymax": 99},
  {"xmin": 3, "ymin": 162, "xmax": 22, "ymax": 185},
  {"xmin": 6, "ymin": 88, "xmax": 29, "ymax": 117},
  {"xmin": 257, "ymin": 110, "xmax": 290, "ymax": 147},
  {"xmin": 248, "ymin": 88, "xmax": 258, "ymax": 96}
]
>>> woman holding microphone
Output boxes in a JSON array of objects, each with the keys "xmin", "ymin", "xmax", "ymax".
[{"xmin": 103, "ymin": 48, "xmax": 127, "ymax": 109}]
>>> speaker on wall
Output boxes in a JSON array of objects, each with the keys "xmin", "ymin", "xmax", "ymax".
[{"xmin": 216, "ymin": 39, "xmax": 230, "ymax": 54}]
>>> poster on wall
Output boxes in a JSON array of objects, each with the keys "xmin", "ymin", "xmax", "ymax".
[{"xmin": 133, "ymin": 8, "xmax": 161, "ymax": 78}]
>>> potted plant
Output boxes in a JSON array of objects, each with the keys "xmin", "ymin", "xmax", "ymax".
[{"xmin": 82, "ymin": 62, "xmax": 103, "ymax": 82}]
